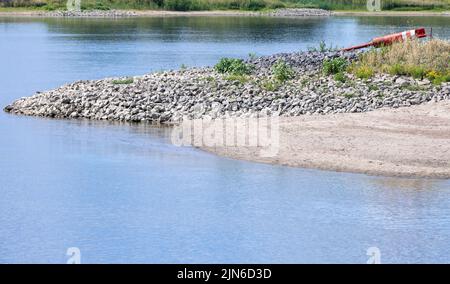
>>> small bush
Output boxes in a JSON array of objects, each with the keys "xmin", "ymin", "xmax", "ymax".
[
  {"xmin": 408, "ymin": 66, "xmax": 426, "ymax": 79},
  {"xmin": 333, "ymin": 72, "xmax": 346, "ymax": 82},
  {"xmin": 343, "ymin": 93, "xmax": 355, "ymax": 99},
  {"xmin": 388, "ymin": 63, "xmax": 407, "ymax": 76},
  {"xmin": 308, "ymin": 41, "xmax": 337, "ymax": 52},
  {"xmin": 426, "ymin": 70, "xmax": 440, "ymax": 81},
  {"xmin": 164, "ymin": 0, "xmax": 196, "ymax": 11},
  {"xmin": 426, "ymin": 70, "xmax": 450, "ymax": 85},
  {"xmin": 214, "ymin": 58, "xmax": 252, "ymax": 76},
  {"xmin": 261, "ymin": 79, "xmax": 279, "ymax": 92},
  {"xmin": 387, "ymin": 64, "xmax": 427, "ymax": 79},
  {"xmin": 368, "ymin": 85, "xmax": 379, "ymax": 91},
  {"xmin": 300, "ymin": 78, "xmax": 309, "ymax": 87},
  {"xmin": 241, "ymin": 0, "xmax": 267, "ymax": 11},
  {"xmin": 80, "ymin": 0, "xmax": 112, "ymax": 11},
  {"xmin": 442, "ymin": 73, "xmax": 450, "ymax": 82},
  {"xmin": 204, "ymin": 76, "xmax": 215, "ymax": 82},
  {"xmin": 225, "ymin": 74, "xmax": 250, "ymax": 84},
  {"xmin": 439, "ymin": 75, "xmax": 450, "ymax": 84},
  {"xmin": 319, "ymin": 41, "xmax": 327, "ymax": 52},
  {"xmin": 322, "ymin": 57, "xmax": 348, "ymax": 75},
  {"xmin": 44, "ymin": 3, "xmax": 56, "ymax": 10},
  {"xmin": 272, "ymin": 59, "xmax": 294, "ymax": 83},
  {"xmin": 354, "ymin": 65, "xmax": 374, "ymax": 79},
  {"xmin": 161, "ymin": 0, "xmax": 281, "ymax": 12}
]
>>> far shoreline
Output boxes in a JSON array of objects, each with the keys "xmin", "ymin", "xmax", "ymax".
[
  {"xmin": 334, "ymin": 10, "xmax": 450, "ymax": 17},
  {"xmin": 0, "ymin": 8, "xmax": 449, "ymax": 18},
  {"xmin": 0, "ymin": 9, "xmax": 254, "ymax": 17}
]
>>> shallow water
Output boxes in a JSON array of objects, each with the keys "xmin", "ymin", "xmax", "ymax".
[{"xmin": 0, "ymin": 15, "xmax": 449, "ymax": 263}]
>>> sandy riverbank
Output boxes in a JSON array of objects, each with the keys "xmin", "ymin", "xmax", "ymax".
[{"xmin": 201, "ymin": 101, "xmax": 450, "ymax": 179}]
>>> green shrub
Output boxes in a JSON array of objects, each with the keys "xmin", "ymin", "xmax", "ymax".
[
  {"xmin": 426, "ymin": 70, "xmax": 450, "ymax": 85},
  {"xmin": 44, "ymin": 3, "xmax": 56, "ymax": 10},
  {"xmin": 319, "ymin": 41, "xmax": 327, "ymax": 52},
  {"xmin": 164, "ymin": 0, "xmax": 195, "ymax": 11},
  {"xmin": 261, "ymin": 79, "xmax": 279, "ymax": 91},
  {"xmin": 80, "ymin": 0, "xmax": 112, "ymax": 11},
  {"xmin": 426, "ymin": 70, "xmax": 440, "ymax": 81},
  {"xmin": 354, "ymin": 65, "xmax": 374, "ymax": 79},
  {"xmin": 333, "ymin": 72, "xmax": 346, "ymax": 82},
  {"xmin": 388, "ymin": 63, "xmax": 407, "ymax": 76},
  {"xmin": 443, "ymin": 73, "xmax": 450, "ymax": 82},
  {"xmin": 225, "ymin": 74, "xmax": 250, "ymax": 84},
  {"xmin": 214, "ymin": 58, "xmax": 252, "ymax": 76},
  {"xmin": 272, "ymin": 59, "xmax": 295, "ymax": 82},
  {"xmin": 161, "ymin": 0, "xmax": 280, "ymax": 11},
  {"xmin": 368, "ymin": 84, "xmax": 379, "ymax": 91},
  {"xmin": 300, "ymin": 78, "xmax": 309, "ymax": 87},
  {"xmin": 343, "ymin": 93, "xmax": 354, "ymax": 99},
  {"xmin": 204, "ymin": 76, "xmax": 215, "ymax": 82},
  {"xmin": 241, "ymin": 0, "xmax": 267, "ymax": 10},
  {"xmin": 322, "ymin": 57, "xmax": 348, "ymax": 75},
  {"xmin": 308, "ymin": 41, "xmax": 337, "ymax": 52},
  {"xmin": 388, "ymin": 64, "xmax": 427, "ymax": 79},
  {"xmin": 112, "ymin": 78, "xmax": 134, "ymax": 84},
  {"xmin": 408, "ymin": 66, "xmax": 426, "ymax": 79}
]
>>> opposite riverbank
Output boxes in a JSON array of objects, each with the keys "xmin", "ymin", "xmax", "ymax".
[
  {"xmin": 0, "ymin": 8, "xmax": 449, "ymax": 17},
  {"xmin": 0, "ymin": 8, "xmax": 332, "ymax": 17},
  {"xmin": 334, "ymin": 10, "xmax": 450, "ymax": 16}
]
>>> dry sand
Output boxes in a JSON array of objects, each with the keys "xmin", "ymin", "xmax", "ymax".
[{"xmin": 200, "ymin": 101, "xmax": 450, "ymax": 178}]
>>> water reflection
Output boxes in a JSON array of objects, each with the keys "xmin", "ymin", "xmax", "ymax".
[
  {"xmin": 371, "ymin": 177, "xmax": 443, "ymax": 191},
  {"xmin": 0, "ymin": 16, "xmax": 450, "ymax": 263}
]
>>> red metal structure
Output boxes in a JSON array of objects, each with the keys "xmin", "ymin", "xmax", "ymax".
[{"xmin": 342, "ymin": 28, "xmax": 428, "ymax": 52}]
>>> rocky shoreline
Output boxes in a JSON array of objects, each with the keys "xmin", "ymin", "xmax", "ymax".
[
  {"xmin": 265, "ymin": 8, "xmax": 332, "ymax": 17},
  {"xmin": 4, "ymin": 50, "xmax": 450, "ymax": 124},
  {"xmin": 0, "ymin": 8, "xmax": 332, "ymax": 18},
  {"xmin": 1, "ymin": 8, "xmax": 449, "ymax": 18},
  {"xmin": 37, "ymin": 9, "xmax": 138, "ymax": 18}
]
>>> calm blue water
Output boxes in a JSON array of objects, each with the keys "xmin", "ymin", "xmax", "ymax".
[{"xmin": 0, "ymin": 15, "xmax": 449, "ymax": 264}]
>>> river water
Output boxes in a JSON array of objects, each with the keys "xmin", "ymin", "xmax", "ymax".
[{"xmin": 0, "ymin": 15, "xmax": 449, "ymax": 263}]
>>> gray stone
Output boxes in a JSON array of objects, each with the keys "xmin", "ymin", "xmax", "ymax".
[{"xmin": 3, "ymin": 49, "xmax": 448, "ymax": 124}]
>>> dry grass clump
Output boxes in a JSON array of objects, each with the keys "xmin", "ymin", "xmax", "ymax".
[{"xmin": 349, "ymin": 39, "xmax": 450, "ymax": 84}]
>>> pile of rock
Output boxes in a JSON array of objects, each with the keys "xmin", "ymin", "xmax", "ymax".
[
  {"xmin": 37, "ymin": 10, "xmax": 138, "ymax": 18},
  {"xmin": 263, "ymin": 8, "xmax": 333, "ymax": 17},
  {"xmin": 27, "ymin": 8, "xmax": 332, "ymax": 18},
  {"xmin": 4, "ymin": 50, "xmax": 449, "ymax": 124}
]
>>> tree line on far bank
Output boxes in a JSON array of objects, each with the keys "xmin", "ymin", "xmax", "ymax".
[{"xmin": 1, "ymin": 0, "xmax": 449, "ymax": 12}]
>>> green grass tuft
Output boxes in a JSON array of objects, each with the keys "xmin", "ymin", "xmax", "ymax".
[
  {"xmin": 323, "ymin": 57, "xmax": 348, "ymax": 75},
  {"xmin": 112, "ymin": 77, "xmax": 134, "ymax": 84},
  {"xmin": 272, "ymin": 59, "xmax": 295, "ymax": 83},
  {"xmin": 214, "ymin": 57, "xmax": 252, "ymax": 76}
]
